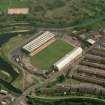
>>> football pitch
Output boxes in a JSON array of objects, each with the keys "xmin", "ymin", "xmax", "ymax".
[{"xmin": 30, "ymin": 40, "xmax": 74, "ymax": 70}]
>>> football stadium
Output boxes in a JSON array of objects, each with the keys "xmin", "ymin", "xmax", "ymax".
[{"xmin": 22, "ymin": 31, "xmax": 82, "ymax": 71}]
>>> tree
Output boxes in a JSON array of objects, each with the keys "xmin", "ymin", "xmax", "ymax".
[{"xmin": 57, "ymin": 75, "xmax": 65, "ymax": 83}]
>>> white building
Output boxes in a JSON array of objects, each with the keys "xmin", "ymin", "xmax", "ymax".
[
  {"xmin": 0, "ymin": 90, "xmax": 8, "ymax": 95},
  {"xmin": 8, "ymin": 8, "xmax": 29, "ymax": 15},
  {"xmin": 53, "ymin": 47, "xmax": 83, "ymax": 71},
  {"xmin": 87, "ymin": 39, "xmax": 96, "ymax": 45},
  {"xmin": 1, "ymin": 101, "xmax": 7, "ymax": 105}
]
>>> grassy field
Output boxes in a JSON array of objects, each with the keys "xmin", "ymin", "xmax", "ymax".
[
  {"xmin": 0, "ymin": 0, "xmax": 29, "ymax": 10},
  {"xmin": 30, "ymin": 40, "xmax": 74, "ymax": 70}
]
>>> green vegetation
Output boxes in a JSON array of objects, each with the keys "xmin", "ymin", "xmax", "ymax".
[
  {"xmin": 24, "ymin": 0, "xmax": 105, "ymax": 29},
  {"xmin": 0, "ymin": 2, "xmax": 9, "ymax": 10},
  {"xmin": 1, "ymin": 35, "xmax": 28, "ymax": 57},
  {"xmin": 30, "ymin": 40, "xmax": 74, "ymax": 70},
  {"xmin": 0, "ymin": 79, "xmax": 22, "ymax": 95},
  {"xmin": 27, "ymin": 96, "xmax": 105, "ymax": 105},
  {"xmin": 0, "ymin": 35, "xmax": 24, "ymax": 83},
  {"xmin": 62, "ymin": 78, "xmax": 81, "ymax": 85},
  {"xmin": 0, "ymin": 32, "xmax": 32, "ymax": 90},
  {"xmin": 0, "ymin": 0, "xmax": 29, "ymax": 10},
  {"xmin": 0, "ymin": 26, "xmax": 40, "ymax": 94},
  {"xmin": 0, "ymin": 0, "xmax": 105, "ymax": 30},
  {"xmin": 56, "ymin": 75, "xmax": 65, "ymax": 83},
  {"xmin": 0, "ymin": 57, "xmax": 18, "ymax": 82},
  {"xmin": 30, "ymin": 0, "xmax": 102, "ymax": 21}
]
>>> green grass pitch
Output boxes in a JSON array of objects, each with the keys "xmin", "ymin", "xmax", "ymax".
[{"xmin": 30, "ymin": 40, "xmax": 74, "ymax": 70}]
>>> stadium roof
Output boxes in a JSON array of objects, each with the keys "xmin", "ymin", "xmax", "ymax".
[
  {"xmin": 23, "ymin": 31, "xmax": 55, "ymax": 53},
  {"xmin": 53, "ymin": 47, "xmax": 83, "ymax": 71}
]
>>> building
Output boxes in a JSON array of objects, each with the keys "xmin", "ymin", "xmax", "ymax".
[
  {"xmin": 23, "ymin": 31, "xmax": 56, "ymax": 56},
  {"xmin": 8, "ymin": 8, "xmax": 29, "ymax": 15},
  {"xmin": 53, "ymin": 47, "xmax": 83, "ymax": 71},
  {"xmin": 87, "ymin": 39, "xmax": 96, "ymax": 45},
  {"xmin": 0, "ymin": 90, "xmax": 8, "ymax": 95}
]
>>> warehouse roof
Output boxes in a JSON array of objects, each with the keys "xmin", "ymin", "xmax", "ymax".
[
  {"xmin": 53, "ymin": 47, "xmax": 83, "ymax": 71},
  {"xmin": 23, "ymin": 31, "xmax": 55, "ymax": 53},
  {"xmin": 8, "ymin": 8, "xmax": 29, "ymax": 14}
]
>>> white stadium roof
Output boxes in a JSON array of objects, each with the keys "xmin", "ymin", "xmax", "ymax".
[
  {"xmin": 23, "ymin": 31, "xmax": 55, "ymax": 53},
  {"xmin": 53, "ymin": 47, "xmax": 83, "ymax": 71}
]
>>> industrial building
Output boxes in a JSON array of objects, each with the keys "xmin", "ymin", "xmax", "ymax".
[
  {"xmin": 8, "ymin": 8, "xmax": 29, "ymax": 15},
  {"xmin": 23, "ymin": 31, "xmax": 56, "ymax": 56},
  {"xmin": 87, "ymin": 39, "xmax": 96, "ymax": 45},
  {"xmin": 53, "ymin": 47, "xmax": 83, "ymax": 71}
]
